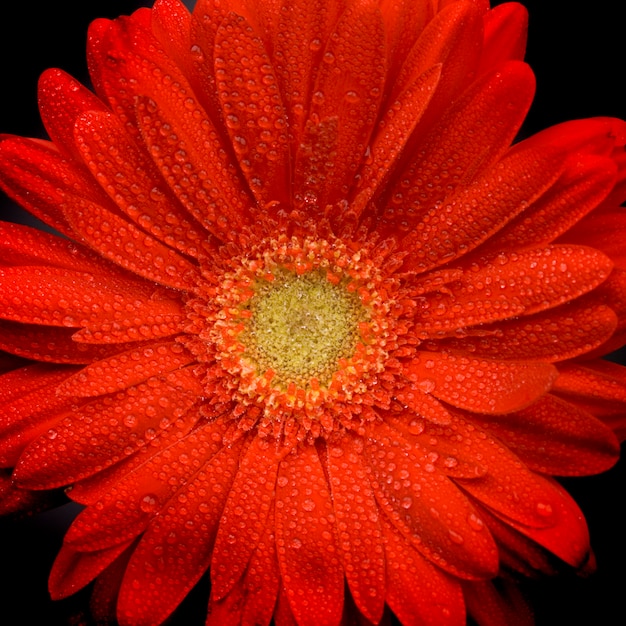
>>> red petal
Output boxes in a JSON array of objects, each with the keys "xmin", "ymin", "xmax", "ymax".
[
  {"xmin": 151, "ymin": 0, "xmax": 194, "ymax": 79},
  {"xmin": 462, "ymin": 579, "xmax": 533, "ymax": 626},
  {"xmin": 49, "ymin": 541, "xmax": 131, "ymax": 600},
  {"xmin": 486, "ymin": 478, "xmax": 590, "ymax": 568},
  {"xmin": 272, "ymin": 0, "xmax": 346, "ymax": 147},
  {"xmin": 392, "ymin": 1, "xmax": 483, "ymax": 119},
  {"xmin": 14, "ymin": 370, "xmax": 199, "ymax": 488},
  {"xmin": 116, "ymin": 438, "xmax": 244, "ymax": 626},
  {"xmin": 435, "ymin": 301, "xmax": 618, "ymax": 362},
  {"xmin": 416, "ymin": 245, "xmax": 614, "ymax": 332},
  {"xmin": 475, "ymin": 504, "xmax": 556, "ymax": 576},
  {"xmin": 0, "ymin": 136, "xmax": 102, "ymax": 237},
  {"xmin": 0, "ymin": 266, "xmax": 185, "ymax": 339},
  {"xmin": 0, "ymin": 221, "xmax": 102, "ymax": 275},
  {"xmin": 0, "ymin": 469, "xmax": 60, "ymax": 515},
  {"xmin": 517, "ymin": 117, "xmax": 626, "ymax": 158},
  {"xmin": 239, "ymin": 512, "xmax": 281, "ymax": 626},
  {"xmin": 64, "ymin": 413, "xmax": 225, "ymax": 552},
  {"xmin": 61, "ymin": 196, "xmax": 202, "ymax": 292},
  {"xmin": 383, "ymin": 411, "xmax": 489, "ymax": 480},
  {"xmin": 561, "ymin": 206, "xmax": 626, "ymax": 269},
  {"xmin": 58, "ymin": 340, "xmax": 193, "ymax": 397},
  {"xmin": 88, "ymin": 12, "xmax": 252, "ymax": 238},
  {"xmin": 38, "ymin": 68, "xmax": 109, "ymax": 159},
  {"xmin": 394, "ymin": 386, "xmax": 452, "ymax": 425},
  {"xmin": 67, "ymin": 405, "xmax": 204, "ymax": 506},
  {"xmin": 295, "ymin": 0, "xmax": 386, "ymax": 212},
  {"xmin": 482, "ymin": 154, "xmax": 617, "ymax": 253},
  {"xmin": 450, "ymin": 415, "xmax": 589, "ymax": 529},
  {"xmin": 365, "ymin": 422, "xmax": 499, "ymax": 579},
  {"xmin": 405, "ymin": 351, "xmax": 556, "ymax": 414},
  {"xmin": 73, "ymin": 109, "xmax": 208, "ymax": 260},
  {"xmin": 400, "ymin": 146, "xmax": 564, "ymax": 271},
  {"xmin": 553, "ymin": 360, "xmax": 626, "ymax": 410},
  {"xmin": 275, "ymin": 444, "xmax": 344, "ymax": 626},
  {"xmin": 478, "ymin": 2, "xmax": 528, "ymax": 73},
  {"xmin": 382, "ymin": 61, "xmax": 534, "ymax": 234},
  {"xmin": 214, "ymin": 13, "xmax": 291, "ymax": 209},
  {"xmin": 211, "ymin": 436, "xmax": 280, "ymax": 600},
  {"xmin": 0, "ymin": 364, "xmax": 80, "ymax": 466},
  {"xmin": 326, "ymin": 435, "xmax": 386, "ymax": 623},
  {"xmin": 381, "ymin": 516, "xmax": 466, "ymax": 626},
  {"xmin": 208, "ymin": 511, "xmax": 280, "ymax": 626},
  {"xmin": 470, "ymin": 394, "xmax": 619, "ymax": 476},
  {"xmin": 351, "ymin": 64, "xmax": 441, "ymax": 216}
]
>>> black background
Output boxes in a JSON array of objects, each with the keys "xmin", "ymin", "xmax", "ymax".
[{"xmin": 0, "ymin": 1, "xmax": 625, "ymax": 625}]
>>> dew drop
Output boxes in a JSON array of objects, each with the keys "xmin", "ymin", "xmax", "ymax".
[
  {"xmin": 467, "ymin": 513, "xmax": 485, "ymax": 531},
  {"xmin": 401, "ymin": 496, "xmax": 412, "ymax": 510},
  {"xmin": 302, "ymin": 499, "xmax": 316, "ymax": 511},
  {"xmin": 536, "ymin": 502, "xmax": 553, "ymax": 517},
  {"xmin": 418, "ymin": 379, "xmax": 435, "ymax": 393},
  {"xmin": 448, "ymin": 529, "xmax": 464, "ymax": 545},
  {"xmin": 140, "ymin": 493, "xmax": 159, "ymax": 513},
  {"xmin": 312, "ymin": 91, "xmax": 325, "ymax": 105},
  {"xmin": 190, "ymin": 44, "xmax": 204, "ymax": 60},
  {"xmin": 408, "ymin": 419, "xmax": 425, "ymax": 434}
]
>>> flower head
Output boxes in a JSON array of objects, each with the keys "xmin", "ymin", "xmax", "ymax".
[{"xmin": 1, "ymin": 1, "xmax": 626, "ymax": 625}]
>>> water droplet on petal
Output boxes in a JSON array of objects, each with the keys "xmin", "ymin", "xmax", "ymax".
[
  {"xmin": 448, "ymin": 529, "xmax": 465, "ymax": 545},
  {"xmin": 140, "ymin": 493, "xmax": 159, "ymax": 513},
  {"xmin": 536, "ymin": 502, "xmax": 553, "ymax": 517}
]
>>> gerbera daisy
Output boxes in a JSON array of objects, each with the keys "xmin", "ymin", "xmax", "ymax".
[{"xmin": 1, "ymin": 0, "xmax": 626, "ymax": 624}]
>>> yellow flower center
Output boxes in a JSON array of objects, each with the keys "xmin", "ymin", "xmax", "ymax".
[
  {"xmin": 187, "ymin": 235, "xmax": 404, "ymax": 441},
  {"xmin": 244, "ymin": 270, "xmax": 365, "ymax": 388}
]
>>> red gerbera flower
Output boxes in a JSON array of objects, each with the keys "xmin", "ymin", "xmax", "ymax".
[{"xmin": 1, "ymin": 1, "xmax": 626, "ymax": 625}]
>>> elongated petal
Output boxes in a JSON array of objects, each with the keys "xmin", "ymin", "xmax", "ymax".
[
  {"xmin": 0, "ymin": 267, "xmax": 185, "ymax": 341},
  {"xmin": 415, "ymin": 245, "xmax": 613, "ymax": 332},
  {"xmin": 73, "ymin": 109, "xmax": 208, "ymax": 260},
  {"xmin": 211, "ymin": 436, "xmax": 280, "ymax": 600},
  {"xmin": 275, "ymin": 444, "xmax": 344, "ymax": 626},
  {"xmin": 64, "ymin": 415, "xmax": 225, "ymax": 552},
  {"xmin": 436, "ymin": 301, "xmax": 618, "ymax": 362},
  {"xmin": 365, "ymin": 422, "xmax": 499, "ymax": 579},
  {"xmin": 382, "ymin": 61, "xmax": 535, "ymax": 233},
  {"xmin": 14, "ymin": 370, "xmax": 199, "ymax": 488},
  {"xmin": 117, "ymin": 438, "xmax": 244, "ymax": 626},
  {"xmin": 0, "ymin": 221, "xmax": 109, "ymax": 274},
  {"xmin": 462, "ymin": 579, "xmax": 533, "ymax": 626},
  {"xmin": 400, "ymin": 146, "xmax": 564, "ymax": 271},
  {"xmin": 295, "ymin": 0, "xmax": 386, "ymax": 212},
  {"xmin": 273, "ymin": 0, "xmax": 346, "ymax": 146},
  {"xmin": 405, "ymin": 352, "xmax": 556, "ymax": 414},
  {"xmin": 214, "ymin": 13, "xmax": 291, "ymax": 208},
  {"xmin": 326, "ymin": 435, "xmax": 385, "ymax": 623},
  {"xmin": 38, "ymin": 68, "xmax": 109, "ymax": 159},
  {"xmin": 486, "ymin": 477, "xmax": 591, "ymax": 568},
  {"xmin": 382, "ymin": 516, "xmax": 466, "ymax": 626},
  {"xmin": 480, "ymin": 154, "xmax": 617, "ymax": 253},
  {"xmin": 0, "ymin": 136, "xmax": 102, "ymax": 237},
  {"xmin": 478, "ymin": 2, "xmax": 527, "ymax": 72},
  {"xmin": 470, "ymin": 394, "xmax": 619, "ymax": 476},
  {"xmin": 49, "ymin": 541, "xmax": 132, "ymax": 600}
]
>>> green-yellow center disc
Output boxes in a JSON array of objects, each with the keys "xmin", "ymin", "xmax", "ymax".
[{"xmin": 245, "ymin": 271, "xmax": 365, "ymax": 387}]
